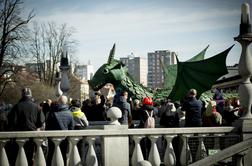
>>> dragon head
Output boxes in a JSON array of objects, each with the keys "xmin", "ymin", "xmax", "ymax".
[{"xmin": 88, "ymin": 44, "xmax": 128, "ymax": 91}]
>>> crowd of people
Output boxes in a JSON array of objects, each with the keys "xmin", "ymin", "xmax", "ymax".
[{"xmin": 0, "ymin": 87, "xmax": 243, "ymax": 165}]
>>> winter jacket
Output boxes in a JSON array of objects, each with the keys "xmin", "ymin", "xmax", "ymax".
[
  {"xmin": 70, "ymin": 107, "xmax": 89, "ymax": 129},
  {"xmin": 8, "ymin": 97, "xmax": 45, "ymax": 131},
  {"xmin": 46, "ymin": 103, "xmax": 74, "ymax": 130},
  {"xmin": 114, "ymin": 96, "xmax": 131, "ymax": 125},
  {"xmin": 182, "ymin": 97, "xmax": 202, "ymax": 127}
]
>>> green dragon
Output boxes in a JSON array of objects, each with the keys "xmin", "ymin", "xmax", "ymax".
[{"xmin": 88, "ymin": 44, "xmax": 234, "ymax": 102}]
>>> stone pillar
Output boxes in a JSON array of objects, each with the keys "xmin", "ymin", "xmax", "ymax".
[
  {"xmin": 55, "ymin": 71, "xmax": 63, "ymax": 97},
  {"xmin": 233, "ymin": 2, "xmax": 252, "ymax": 134},
  {"xmin": 59, "ymin": 49, "xmax": 70, "ymax": 96},
  {"xmin": 234, "ymin": 3, "xmax": 252, "ymax": 120},
  {"xmin": 102, "ymin": 125, "xmax": 129, "ymax": 166},
  {"xmin": 233, "ymin": 3, "xmax": 252, "ymax": 165}
]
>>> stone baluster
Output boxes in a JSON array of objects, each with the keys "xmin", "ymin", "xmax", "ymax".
[
  {"xmin": 163, "ymin": 135, "xmax": 176, "ymax": 166},
  {"xmin": 131, "ymin": 136, "xmax": 144, "ymax": 166},
  {"xmin": 233, "ymin": 4, "xmax": 252, "ymax": 165},
  {"xmin": 15, "ymin": 138, "xmax": 28, "ymax": 166},
  {"xmin": 195, "ymin": 136, "xmax": 207, "ymax": 161},
  {"xmin": 179, "ymin": 135, "xmax": 192, "ymax": 166},
  {"xmin": 33, "ymin": 138, "xmax": 46, "ymax": 166},
  {"xmin": 0, "ymin": 139, "xmax": 9, "ymax": 166},
  {"xmin": 51, "ymin": 137, "xmax": 64, "ymax": 166},
  {"xmin": 148, "ymin": 135, "xmax": 161, "ymax": 166},
  {"xmin": 85, "ymin": 137, "xmax": 98, "ymax": 166},
  {"xmin": 68, "ymin": 137, "xmax": 82, "ymax": 166},
  {"xmin": 234, "ymin": 2, "xmax": 252, "ymax": 119}
]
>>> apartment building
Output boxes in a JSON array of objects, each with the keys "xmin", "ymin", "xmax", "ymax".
[
  {"xmin": 147, "ymin": 50, "xmax": 177, "ymax": 89},
  {"xmin": 120, "ymin": 56, "xmax": 148, "ymax": 87}
]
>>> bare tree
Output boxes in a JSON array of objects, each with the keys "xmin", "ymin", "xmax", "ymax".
[
  {"xmin": 0, "ymin": 0, "xmax": 34, "ymax": 96},
  {"xmin": 29, "ymin": 21, "xmax": 77, "ymax": 86},
  {"xmin": 29, "ymin": 21, "xmax": 46, "ymax": 81},
  {"xmin": 0, "ymin": 0, "xmax": 34, "ymax": 66}
]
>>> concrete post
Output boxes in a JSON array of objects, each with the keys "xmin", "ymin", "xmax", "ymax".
[
  {"xmin": 59, "ymin": 49, "xmax": 70, "ymax": 96},
  {"xmin": 102, "ymin": 125, "xmax": 129, "ymax": 166},
  {"xmin": 55, "ymin": 71, "xmax": 63, "ymax": 97},
  {"xmin": 234, "ymin": 3, "xmax": 252, "ymax": 120},
  {"xmin": 233, "ymin": 3, "xmax": 252, "ymax": 165}
]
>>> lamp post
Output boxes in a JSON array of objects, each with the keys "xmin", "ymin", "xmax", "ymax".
[{"xmin": 234, "ymin": 3, "xmax": 252, "ymax": 119}]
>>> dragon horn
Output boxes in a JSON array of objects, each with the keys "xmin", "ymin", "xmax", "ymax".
[{"xmin": 107, "ymin": 43, "xmax": 116, "ymax": 64}]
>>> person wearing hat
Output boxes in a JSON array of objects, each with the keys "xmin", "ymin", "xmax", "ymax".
[
  {"xmin": 7, "ymin": 87, "xmax": 45, "ymax": 166},
  {"xmin": 8, "ymin": 87, "xmax": 45, "ymax": 131},
  {"xmin": 138, "ymin": 97, "xmax": 155, "ymax": 128},
  {"xmin": 139, "ymin": 97, "xmax": 155, "ymax": 160},
  {"xmin": 70, "ymin": 99, "xmax": 89, "ymax": 129}
]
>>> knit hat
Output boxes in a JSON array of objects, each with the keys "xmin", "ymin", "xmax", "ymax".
[{"xmin": 22, "ymin": 88, "xmax": 32, "ymax": 97}]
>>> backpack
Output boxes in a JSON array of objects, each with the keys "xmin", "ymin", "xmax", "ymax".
[{"xmin": 144, "ymin": 110, "xmax": 155, "ymax": 128}]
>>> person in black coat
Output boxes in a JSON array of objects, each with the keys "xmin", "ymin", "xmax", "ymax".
[
  {"xmin": 113, "ymin": 91, "xmax": 131, "ymax": 125},
  {"xmin": 7, "ymin": 88, "xmax": 45, "ymax": 166},
  {"xmin": 182, "ymin": 89, "xmax": 203, "ymax": 127}
]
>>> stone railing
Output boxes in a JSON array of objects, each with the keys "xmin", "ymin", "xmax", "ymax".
[{"xmin": 1, "ymin": 126, "xmax": 248, "ymax": 166}]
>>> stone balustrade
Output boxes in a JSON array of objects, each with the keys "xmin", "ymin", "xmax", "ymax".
[{"xmin": 0, "ymin": 126, "xmax": 246, "ymax": 166}]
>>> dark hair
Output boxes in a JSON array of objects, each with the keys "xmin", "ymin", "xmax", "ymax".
[
  {"xmin": 143, "ymin": 104, "xmax": 153, "ymax": 111},
  {"xmin": 71, "ymin": 99, "xmax": 81, "ymax": 108},
  {"xmin": 120, "ymin": 91, "xmax": 128, "ymax": 96}
]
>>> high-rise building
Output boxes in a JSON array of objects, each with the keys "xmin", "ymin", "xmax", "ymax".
[
  {"xmin": 147, "ymin": 50, "xmax": 177, "ymax": 89},
  {"xmin": 120, "ymin": 56, "xmax": 148, "ymax": 87},
  {"xmin": 74, "ymin": 62, "xmax": 94, "ymax": 80}
]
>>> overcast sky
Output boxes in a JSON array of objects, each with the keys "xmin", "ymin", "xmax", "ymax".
[{"xmin": 24, "ymin": 0, "xmax": 251, "ymax": 70}]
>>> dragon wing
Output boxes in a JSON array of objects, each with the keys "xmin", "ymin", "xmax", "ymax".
[
  {"xmin": 163, "ymin": 45, "xmax": 209, "ymax": 89},
  {"xmin": 168, "ymin": 45, "xmax": 234, "ymax": 101}
]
